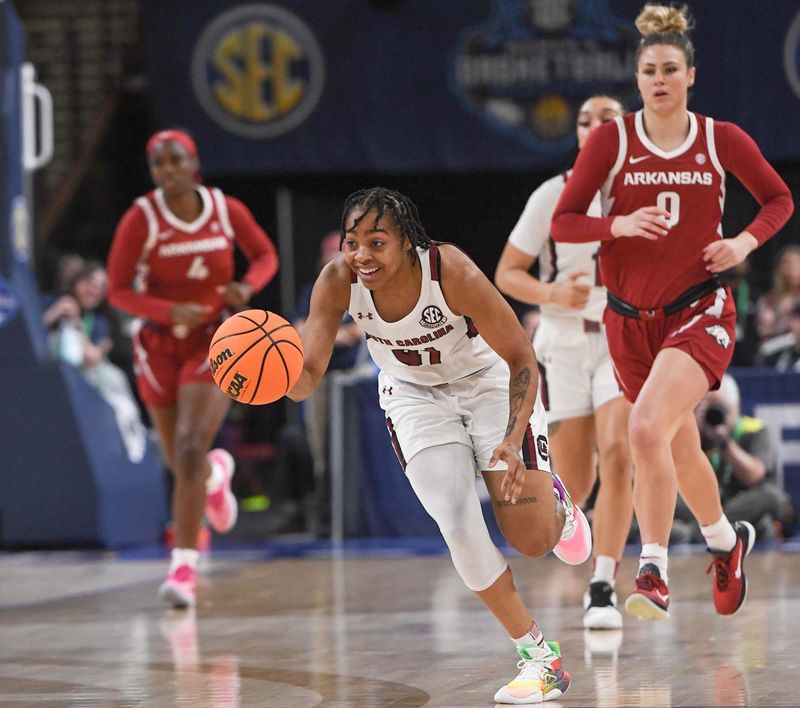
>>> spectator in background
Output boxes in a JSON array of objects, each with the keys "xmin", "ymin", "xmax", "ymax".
[
  {"xmin": 723, "ymin": 260, "xmax": 759, "ymax": 366},
  {"xmin": 756, "ymin": 297, "xmax": 800, "ymax": 371},
  {"xmin": 42, "ymin": 259, "xmax": 147, "ymax": 463},
  {"xmin": 293, "ymin": 231, "xmax": 364, "ymax": 534},
  {"xmin": 754, "ymin": 245, "xmax": 800, "ymax": 342},
  {"xmin": 673, "ymin": 374, "xmax": 789, "ymax": 542}
]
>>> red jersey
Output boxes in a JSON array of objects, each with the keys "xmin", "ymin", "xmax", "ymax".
[
  {"xmin": 551, "ymin": 111, "xmax": 793, "ymax": 307},
  {"xmin": 107, "ymin": 186, "xmax": 278, "ymax": 325}
]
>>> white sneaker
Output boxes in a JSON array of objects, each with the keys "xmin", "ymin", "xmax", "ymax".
[
  {"xmin": 583, "ymin": 581, "xmax": 623, "ymax": 629},
  {"xmin": 494, "ymin": 641, "xmax": 570, "ymax": 704}
]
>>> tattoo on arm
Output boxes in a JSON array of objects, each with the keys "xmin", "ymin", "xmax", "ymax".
[{"xmin": 504, "ymin": 367, "xmax": 531, "ymax": 437}]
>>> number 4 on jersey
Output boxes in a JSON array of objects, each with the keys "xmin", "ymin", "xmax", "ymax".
[{"xmin": 186, "ymin": 255, "xmax": 210, "ymax": 280}]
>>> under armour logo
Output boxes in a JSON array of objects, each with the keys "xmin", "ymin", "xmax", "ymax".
[
  {"xmin": 357, "ymin": 312, "xmax": 374, "ymax": 320},
  {"xmin": 382, "ymin": 386, "xmax": 393, "ymax": 395}
]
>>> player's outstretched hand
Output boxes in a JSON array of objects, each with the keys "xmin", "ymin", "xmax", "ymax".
[
  {"xmin": 611, "ymin": 206, "xmax": 671, "ymax": 240},
  {"xmin": 490, "ymin": 441, "xmax": 526, "ymax": 504}
]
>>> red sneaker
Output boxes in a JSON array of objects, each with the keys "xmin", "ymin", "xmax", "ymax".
[
  {"xmin": 624, "ymin": 563, "xmax": 669, "ymax": 621},
  {"xmin": 707, "ymin": 520, "xmax": 756, "ymax": 616},
  {"xmin": 205, "ymin": 449, "xmax": 238, "ymax": 533}
]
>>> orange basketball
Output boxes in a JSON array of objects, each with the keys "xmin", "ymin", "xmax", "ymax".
[{"xmin": 209, "ymin": 310, "xmax": 304, "ymax": 405}]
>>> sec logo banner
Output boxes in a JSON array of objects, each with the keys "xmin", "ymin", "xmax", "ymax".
[{"xmin": 191, "ymin": 4, "xmax": 325, "ymax": 139}]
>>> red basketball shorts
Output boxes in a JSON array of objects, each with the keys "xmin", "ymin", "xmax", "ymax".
[
  {"xmin": 132, "ymin": 323, "xmax": 217, "ymax": 408},
  {"xmin": 603, "ymin": 285, "xmax": 736, "ymax": 403}
]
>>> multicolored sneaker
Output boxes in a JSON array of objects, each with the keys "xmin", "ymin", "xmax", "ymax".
[
  {"xmin": 205, "ymin": 449, "xmax": 237, "ymax": 533},
  {"xmin": 494, "ymin": 640, "xmax": 571, "ymax": 704},
  {"xmin": 583, "ymin": 581, "xmax": 623, "ymax": 629},
  {"xmin": 158, "ymin": 564, "xmax": 196, "ymax": 609},
  {"xmin": 624, "ymin": 563, "xmax": 669, "ymax": 621},
  {"xmin": 551, "ymin": 472, "xmax": 592, "ymax": 565},
  {"xmin": 707, "ymin": 520, "xmax": 756, "ymax": 616}
]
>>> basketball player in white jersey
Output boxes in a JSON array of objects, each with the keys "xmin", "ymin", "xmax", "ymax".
[
  {"xmin": 495, "ymin": 95, "xmax": 633, "ymax": 630},
  {"xmin": 288, "ymin": 187, "xmax": 592, "ymax": 704}
]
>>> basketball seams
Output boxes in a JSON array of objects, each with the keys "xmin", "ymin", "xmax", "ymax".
[{"xmin": 210, "ymin": 310, "xmax": 304, "ymax": 404}]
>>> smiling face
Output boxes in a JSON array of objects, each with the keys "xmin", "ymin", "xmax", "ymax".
[
  {"xmin": 342, "ymin": 206, "xmax": 413, "ymax": 290},
  {"xmin": 73, "ymin": 268, "xmax": 107, "ymax": 310},
  {"xmin": 636, "ymin": 44, "xmax": 695, "ymax": 115},
  {"xmin": 576, "ymin": 96, "xmax": 624, "ymax": 149},
  {"xmin": 148, "ymin": 141, "xmax": 198, "ymax": 197}
]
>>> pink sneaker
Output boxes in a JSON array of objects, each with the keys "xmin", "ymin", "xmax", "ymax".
[
  {"xmin": 205, "ymin": 449, "xmax": 237, "ymax": 533},
  {"xmin": 158, "ymin": 564, "xmax": 196, "ymax": 608},
  {"xmin": 551, "ymin": 472, "xmax": 592, "ymax": 565}
]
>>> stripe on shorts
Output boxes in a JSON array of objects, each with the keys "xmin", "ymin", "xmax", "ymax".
[
  {"xmin": 538, "ymin": 362, "xmax": 550, "ymax": 411},
  {"xmin": 385, "ymin": 416, "xmax": 407, "ymax": 470},
  {"xmin": 521, "ymin": 423, "xmax": 536, "ymax": 469}
]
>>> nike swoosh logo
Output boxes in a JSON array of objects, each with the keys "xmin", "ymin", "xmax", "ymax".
[
  {"xmin": 158, "ymin": 229, "xmax": 175, "ymax": 240},
  {"xmin": 629, "ymin": 155, "xmax": 651, "ymax": 164},
  {"xmin": 653, "ymin": 590, "xmax": 669, "ymax": 603}
]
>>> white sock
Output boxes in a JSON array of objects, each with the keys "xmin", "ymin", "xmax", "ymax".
[
  {"xmin": 205, "ymin": 457, "xmax": 225, "ymax": 492},
  {"xmin": 700, "ymin": 514, "xmax": 737, "ymax": 552},
  {"xmin": 591, "ymin": 555, "xmax": 618, "ymax": 586},
  {"xmin": 170, "ymin": 548, "xmax": 200, "ymax": 573},
  {"xmin": 639, "ymin": 543, "xmax": 668, "ymax": 584},
  {"xmin": 512, "ymin": 619, "xmax": 544, "ymax": 649}
]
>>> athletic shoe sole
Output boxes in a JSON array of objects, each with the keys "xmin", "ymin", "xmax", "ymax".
[
  {"xmin": 158, "ymin": 583, "xmax": 195, "ymax": 609},
  {"xmin": 624, "ymin": 593, "xmax": 669, "ymax": 621},
  {"xmin": 583, "ymin": 605, "xmax": 623, "ymax": 629}
]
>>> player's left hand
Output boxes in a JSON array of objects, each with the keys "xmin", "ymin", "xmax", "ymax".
[
  {"xmin": 703, "ymin": 232, "xmax": 758, "ymax": 273},
  {"xmin": 490, "ymin": 441, "xmax": 526, "ymax": 504},
  {"xmin": 218, "ymin": 281, "xmax": 253, "ymax": 308}
]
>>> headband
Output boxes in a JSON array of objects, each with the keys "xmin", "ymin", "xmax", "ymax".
[{"xmin": 146, "ymin": 129, "xmax": 198, "ymax": 158}]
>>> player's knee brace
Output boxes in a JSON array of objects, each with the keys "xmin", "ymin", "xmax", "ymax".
[{"xmin": 405, "ymin": 443, "xmax": 507, "ymax": 592}]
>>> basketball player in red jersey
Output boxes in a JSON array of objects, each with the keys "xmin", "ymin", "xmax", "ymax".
[
  {"xmin": 551, "ymin": 4, "xmax": 793, "ymax": 621},
  {"xmin": 289, "ymin": 187, "xmax": 593, "ymax": 704},
  {"xmin": 107, "ymin": 129, "xmax": 279, "ymax": 608}
]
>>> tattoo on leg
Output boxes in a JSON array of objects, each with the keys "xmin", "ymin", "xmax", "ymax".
[
  {"xmin": 495, "ymin": 496, "xmax": 538, "ymax": 507},
  {"xmin": 504, "ymin": 367, "xmax": 531, "ymax": 437}
]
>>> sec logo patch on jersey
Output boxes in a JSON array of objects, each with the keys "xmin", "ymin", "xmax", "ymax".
[{"xmin": 420, "ymin": 305, "xmax": 447, "ymax": 329}]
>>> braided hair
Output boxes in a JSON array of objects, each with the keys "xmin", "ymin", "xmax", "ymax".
[{"xmin": 340, "ymin": 187, "xmax": 432, "ymax": 259}]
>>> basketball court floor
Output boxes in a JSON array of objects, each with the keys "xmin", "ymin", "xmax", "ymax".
[{"xmin": 0, "ymin": 541, "xmax": 797, "ymax": 706}]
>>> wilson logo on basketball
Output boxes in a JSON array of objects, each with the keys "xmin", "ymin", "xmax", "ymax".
[
  {"xmin": 227, "ymin": 372, "xmax": 249, "ymax": 399},
  {"xmin": 210, "ymin": 347, "xmax": 233, "ymax": 376},
  {"xmin": 419, "ymin": 305, "xmax": 447, "ymax": 329}
]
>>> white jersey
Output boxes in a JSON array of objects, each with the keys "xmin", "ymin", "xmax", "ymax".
[
  {"xmin": 508, "ymin": 172, "xmax": 607, "ymax": 322},
  {"xmin": 348, "ymin": 244, "xmax": 498, "ymax": 386}
]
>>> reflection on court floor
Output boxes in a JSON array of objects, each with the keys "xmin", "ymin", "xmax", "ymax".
[{"xmin": 0, "ymin": 545, "xmax": 796, "ymax": 706}]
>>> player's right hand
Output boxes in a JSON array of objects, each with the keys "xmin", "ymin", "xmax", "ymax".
[
  {"xmin": 170, "ymin": 302, "xmax": 211, "ymax": 328},
  {"xmin": 550, "ymin": 271, "xmax": 591, "ymax": 309},
  {"xmin": 611, "ymin": 206, "xmax": 671, "ymax": 240}
]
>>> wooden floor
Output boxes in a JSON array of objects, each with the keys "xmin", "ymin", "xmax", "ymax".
[{"xmin": 0, "ymin": 545, "xmax": 797, "ymax": 707}]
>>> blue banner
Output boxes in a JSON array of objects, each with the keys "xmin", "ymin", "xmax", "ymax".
[{"xmin": 142, "ymin": 0, "xmax": 800, "ymax": 174}]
